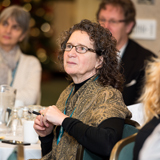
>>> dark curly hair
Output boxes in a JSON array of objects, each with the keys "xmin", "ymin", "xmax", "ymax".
[
  {"xmin": 58, "ymin": 19, "xmax": 124, "ymax": 92},
  {"xmin": 96, "ymin": 0, "xmax": 136, "ymax": 35}
]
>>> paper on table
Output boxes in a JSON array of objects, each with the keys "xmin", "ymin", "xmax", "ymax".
[{"xmin": 127, "ymin": 103, "xmax": 145, "ymax": 126}]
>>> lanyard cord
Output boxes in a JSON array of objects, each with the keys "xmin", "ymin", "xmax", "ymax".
[
  {"xmin": 57, "ymin": 87, "xmax": 74, "ymax": 145},
  {"xmin": 10, "ymin": 61, "xmax": 19, "ymax": 87},
  {"xmin": 64, "ymin": 87, "xmax": 74, "ymax": 115}
]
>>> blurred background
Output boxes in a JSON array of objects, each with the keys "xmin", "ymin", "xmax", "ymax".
[{"xmin": 0, "ymin": 0, "xmax": 160, "ymax": 106}]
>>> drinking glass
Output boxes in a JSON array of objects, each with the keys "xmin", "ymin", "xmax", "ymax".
[
  {"xmin": 0, "ymin": 85, "xmax": 16, "ymax": 133},
  {"xmin": 6, "ymin": 108, "xmax": 23, "ymax": 136}
]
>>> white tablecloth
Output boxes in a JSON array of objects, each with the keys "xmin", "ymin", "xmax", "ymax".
[{"xmin": 0, "ymin": 134, "xmax": 41, "ymax": 160}]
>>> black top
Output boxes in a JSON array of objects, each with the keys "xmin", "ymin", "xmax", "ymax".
[
  {"xmin": 133, "ymin": 115, "xmax": 160, "ymax": 160},
  {"xmin": 121, "ymin": 39, "xmax": 156, "ymax": 106},
  {"xmin": 40, "ymin": 117, "xmax": 124, "ymax": 158}
]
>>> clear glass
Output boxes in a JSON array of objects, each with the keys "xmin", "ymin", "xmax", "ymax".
[
  {"xmin": 0, "ymin": 85, "xmax": 16, "ymax": 133},
  {"xmin": 21, "ymin": 106, "xmax": 30, "ymax": 124},
  {"xmin": 6, "ymin": 108, "xmax": 22, "ymax": 136}
]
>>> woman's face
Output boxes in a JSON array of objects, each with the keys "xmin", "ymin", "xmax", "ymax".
[
  {"xmin": 0, "ymin": 17, "xmax": 25, "ymax": 52},
  {"xmin": 64, "ymin": 30, "xmax": 103, "ymax": 83}
]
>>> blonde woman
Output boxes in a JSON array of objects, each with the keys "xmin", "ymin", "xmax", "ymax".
[{"xmin": 133, "ymin": 57, "xmax": 160, "ymax": 160}]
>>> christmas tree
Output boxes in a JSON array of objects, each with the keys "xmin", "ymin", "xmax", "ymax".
[{"xmin": 0, "ymin": 0, "xmax": 59, "ymax": 80}]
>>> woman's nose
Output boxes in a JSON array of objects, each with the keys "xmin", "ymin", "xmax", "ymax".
[
  {"xmin": 5, "ymin": 26, "xmax": 12, "ymax": 33},
  {"xmin": 68, "ymin": 47, "xmax": 77, "ymax": 57}
]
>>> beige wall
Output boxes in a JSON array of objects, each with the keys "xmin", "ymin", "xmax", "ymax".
[
  {"xmin": 132, "ymin": 0, "xmax": 160, "ymax": 55},
  {"xmin": 52, "ymin": 1, "xmax": 76, "ymax": 40},
  {"xmin": 53, "ymin": 0, "xmax": 160, "ymax": 56},
  {"xmin": 74, "ymin": 0, "xmax": 100, "ymax": 22},
  {"xmin": 52, "ymin": 0, "xmax": 101, "ymax": 42}
]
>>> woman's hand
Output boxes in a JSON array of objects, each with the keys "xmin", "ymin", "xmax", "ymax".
[
  {"xmin": 33, "ymin": 115, "xmax": 53, "ymax": 137},
  {"xmin": 40, "ymin": 105, "xmax": 68, "ymax": 127}
]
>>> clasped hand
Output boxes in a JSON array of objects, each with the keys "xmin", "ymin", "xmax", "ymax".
[{"xmin": 33, "ymin": 105, "xmax": 68, "ymax": 137}]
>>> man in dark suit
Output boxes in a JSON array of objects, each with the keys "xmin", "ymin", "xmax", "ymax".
[{"xmin": 96, "ymin": 0, "xmax": 155, "ymax": 106}]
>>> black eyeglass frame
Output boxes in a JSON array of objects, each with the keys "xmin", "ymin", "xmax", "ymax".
[
  {"xmin": 98, "ymin": 18, "xmax": 127, "ymax": 24},
  {"xmin": 62, "ymin": 43, "xmax": 96, "ymax": 54}
]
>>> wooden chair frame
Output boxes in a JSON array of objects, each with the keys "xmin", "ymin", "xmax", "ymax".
[
  {"xmin": 17, "ymin": 145, "xmax": 24, "ymax": 160},
  {"xmin": 109, "ymin": 133, "xmax": 137, "ymax": 160}
]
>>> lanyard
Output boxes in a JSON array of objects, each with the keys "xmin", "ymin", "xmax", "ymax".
[
  {"xmin": 57, "ymin": 87, "xmax": 75, "ymax": 145},
  {"xmin": 10, "ymin": 61, "xmax": 19, "ymax": 87},
  {"xmin": 57, "ymin": 75, "xmax": 99, "ymax": 145}
]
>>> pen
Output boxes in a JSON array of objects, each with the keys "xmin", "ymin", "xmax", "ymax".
[{"xmin": 28, "ymin": 109, "xmax": 41, "ymax": 115}]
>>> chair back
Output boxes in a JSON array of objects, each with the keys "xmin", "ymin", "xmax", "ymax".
[
  {"xmin": 76, "ymin": 119, "xmax": 139, "ymax": 160},
  {"xmin": 82, "ymin": 149, "xmax": 103, "ymax": 160},
  {"xmin": 109, "ymin": 119, "xmax": 139, "ymax": 160},
  {"xmin": 122, "ymin": 123, "xmax": 138, "ymax": 139},
  {"xmin": 109, "ymin": 133, "xmax": 137, "ymax": 160}
]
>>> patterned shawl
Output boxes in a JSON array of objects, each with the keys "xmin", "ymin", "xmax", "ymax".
[{"xmin": 41, "ymin": 75, "xmax": 132, "ymax": 160}]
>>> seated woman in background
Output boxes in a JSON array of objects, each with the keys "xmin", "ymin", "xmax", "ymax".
[
  {"xmin": 139, "ymin": 123, "xmax": 160, "ymax": 160},
  {"xmin": 0, "ymin": 5, "xmax": 42, "ymax": 105},
  {"xmin": 133, "ymin": 58, "xmax": 160, "ymax": 160},
  {"xmin": 34, "ymin": 19, "xmax": 131, "ymax": 160}
]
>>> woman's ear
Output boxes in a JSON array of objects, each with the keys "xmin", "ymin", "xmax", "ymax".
[{"xmin": 95, "ymin": 56, "xmax": 103, "ymax": 69}]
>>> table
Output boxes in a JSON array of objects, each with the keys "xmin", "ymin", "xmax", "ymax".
[{"xmin": 0, "ymin": 134, "xmax": 41, "ymax": 160}]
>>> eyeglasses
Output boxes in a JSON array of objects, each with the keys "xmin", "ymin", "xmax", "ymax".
[
  {"xmin": 63, "ymin": 43, "xmax": 96, "ymax": 54},
  {"xmin": 98, "ymin": 18, "xmax": 126, "ymax": 26}
]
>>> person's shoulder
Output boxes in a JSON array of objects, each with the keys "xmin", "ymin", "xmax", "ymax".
[
  {"xmin": 56, "ymin": 83, "xmax": 74, "ymax": 106},
  {"xmin": 20, "ymin": 53, "xmax": 41, "ymax": 64},
  {"xmin": 98, "ymin": 85, "xmax": 122, "ymax": 96},
  {"xmin": 19, "ymin": 53, "xmax": 42, "ymax": 70},
  {"xmin": 21, "ymin": 53, "xmax": 38, "ymax": 60},
  {"xmin": 128, "ymin": 39, "xmax": 155, "ymax": 57},
  {"xmin": 140, "ymin": 116, "xmax": 160, "ymax": 134},
  {"xmin": 104, "ymin": 85, "xmax": 120, "ymax": 92}
]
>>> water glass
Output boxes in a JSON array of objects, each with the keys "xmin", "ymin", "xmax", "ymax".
[
  {"xmin": 0, "ymin": 85, "xmax": 16, "ymax": 125},
  {"xmin": 7, "ymin": 108, "xmax": 22, "ymax": 136}
]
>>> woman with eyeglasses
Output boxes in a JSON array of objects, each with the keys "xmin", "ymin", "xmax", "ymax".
[{"xmin": 34, "ymin": 19, "xmax": 131, "ymax": 160}]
